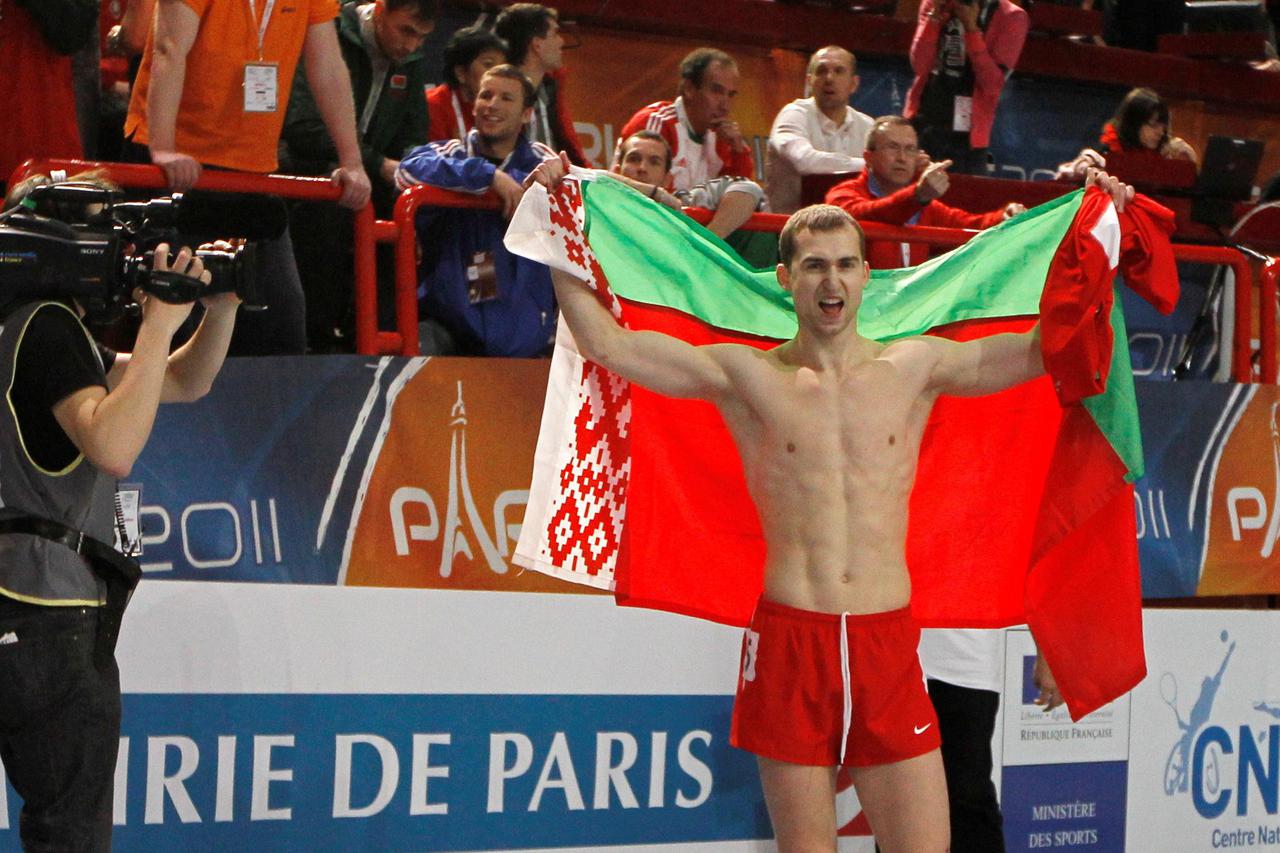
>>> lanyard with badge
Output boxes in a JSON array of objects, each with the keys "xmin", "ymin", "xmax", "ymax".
[{"xmin": 244, "ymin": 0, "xmax": 279, "ymax": 113}]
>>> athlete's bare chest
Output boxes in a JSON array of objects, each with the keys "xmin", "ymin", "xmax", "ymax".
[{"xmin": 745, "ymin": 362, "xmax": 926, "ymax": 462}]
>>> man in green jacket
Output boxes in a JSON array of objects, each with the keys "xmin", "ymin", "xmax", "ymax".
[{"xmin": 281, "ymin": 0, "xmax": 437, "ymax": 349}]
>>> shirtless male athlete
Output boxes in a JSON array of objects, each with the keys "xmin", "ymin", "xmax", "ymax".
[{"xmin": 527, "ymin": 154, "xmax": 1132, "ymax": 852}]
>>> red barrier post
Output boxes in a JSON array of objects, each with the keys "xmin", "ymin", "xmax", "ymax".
[
  {"xmin": 1171, "ymin": 244, "xmax": 1256, "ymax": 382},
  {"xmin": 1263, "ymin": 258, "xmax": 1279, "ymax": 384},
  {"xmin": 391, "ymin": 185, "xmax": 502, "ymax": 357}
]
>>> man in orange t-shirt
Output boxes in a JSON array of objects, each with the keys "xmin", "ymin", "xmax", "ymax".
[{"xmin": 125, "ymin": 0, "xmax": 370, "ymax": 354}]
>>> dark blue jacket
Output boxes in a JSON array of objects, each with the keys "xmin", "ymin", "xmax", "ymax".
[{"xmin": 398, "ymin": 131, "xmax": 557, "ymax": 357}]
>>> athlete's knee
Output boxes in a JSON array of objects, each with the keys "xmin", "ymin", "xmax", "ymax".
[{"xmin": 774, "ymin": 835, "xmax": 837, "ymax": 853}]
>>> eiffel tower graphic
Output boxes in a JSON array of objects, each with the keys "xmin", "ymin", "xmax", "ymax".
[{"xmin": 440, "ymin": 380, "xmax": 506, "ymax": 577}]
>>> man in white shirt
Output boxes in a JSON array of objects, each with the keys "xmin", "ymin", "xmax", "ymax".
[{"xmin": 765, "ymin": 45, "xmax": 874, "ymax": 214}]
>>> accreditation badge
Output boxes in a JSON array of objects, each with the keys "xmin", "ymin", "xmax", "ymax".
[
  {"xmin": 243, "ymin": 62, "xmax": 279, "ymax": 113},
  {"xmin": 113, "ymin": 485, "xmax": 142, "ymax": 557},
  {"xmin": 952, "ymin": 95, "xmax": 973, "ymax": 133}
]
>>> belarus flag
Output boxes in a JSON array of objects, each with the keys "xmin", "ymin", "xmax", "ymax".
[{"xmin": 505, "ymin": 169, "xmax": 1177, "ymax": 720}]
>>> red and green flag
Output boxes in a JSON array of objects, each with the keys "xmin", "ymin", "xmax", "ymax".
[{"xmin": 506, "ymin": 170, "xmax": 1177, "ymax": 720}]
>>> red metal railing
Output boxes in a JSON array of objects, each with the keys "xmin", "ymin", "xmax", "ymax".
[
  {"xmin": 390, "ymin": 184, "xmax": 503, "ymax": 358},
  {"xmin": 1264, "ymin": 257, "xmax": 1279, "ymax": 383},
  {"xmin": 12, "ymin": 159, "xmax": 1275, "ymax": 380}
]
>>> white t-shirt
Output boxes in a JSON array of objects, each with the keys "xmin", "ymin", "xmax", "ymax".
[
  {"xmin": 765, "ymin": 97, "xmax": 873, "ymax": 214},
  {"xmin": 917, "ymin": 628, "xmax": 1010, "ymax": 693}
]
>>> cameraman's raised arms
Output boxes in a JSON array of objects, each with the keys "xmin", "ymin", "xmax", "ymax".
[
  {"xmin": 55, "ymin": 244, "xmax": 219, "ymax": 479},
  {"xmin": 107, "ymin": 242, "xmax": 242, "ymax": 403}
]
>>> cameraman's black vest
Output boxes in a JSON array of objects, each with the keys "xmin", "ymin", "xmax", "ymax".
[{"xmin": 0, "ymin": 301, "xmax": 114, "ymax": 605}]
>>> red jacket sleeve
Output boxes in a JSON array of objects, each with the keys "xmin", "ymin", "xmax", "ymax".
[
  {"xmin": 1117, "ymin": 194, "xmax": 1179, "ymax": 315},
  {"xmin": 910, "ymin": 1, "xmax": 943, "ymax": 79},
  {"xmin": 619, "ymin": 104, "xmax": 656, "ymax": 140},
  {"xmin": 825, "ymin": 175, "xmax": 925, "ymax": 225},
  {"xmin": 1040, "ymin": 189, "xmax": 1181, "ymax": 406},
  {"xmin": 923, "ymin": 199, "xmax": 1005, "ymax": 231},
  {"xmin": 717, "ymin": 137, "xmax": 755, "ymax": 180},
  {"xmin": 618, "ymin": 103, "xmax": 676, "ymax": 173}
]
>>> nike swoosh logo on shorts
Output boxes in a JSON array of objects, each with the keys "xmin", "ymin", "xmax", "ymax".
[{"xmin": 914, "ymin": 724, "xmax": 932, "ymax": 735}]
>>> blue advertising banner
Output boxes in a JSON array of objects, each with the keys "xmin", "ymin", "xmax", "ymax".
[
  {"xmin": 1133, "ymin": 381, "xmax": 1248, "ymax": 597},
  {"xmin": 123, "ymin": 358, "xmax": 1280, "ymax": 600},
  {"xmin": 39, "ymin": 694, "xmax": 763, "ymax": 852}
]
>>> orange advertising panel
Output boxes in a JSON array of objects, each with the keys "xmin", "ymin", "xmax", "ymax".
[
  {"xmin": 561, "ymin": 26, "xmax": 807, "ymax": 172},
  {"xmin": 343, "ymin": 357, "xmax": 598, "ymax": 595},
  {"xmin": 1200, "ymin": 385, "xmax": 1280, "ymax": 594}
]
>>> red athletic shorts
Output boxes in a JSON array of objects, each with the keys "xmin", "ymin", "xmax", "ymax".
[{"xmin": 730, "ymin": 596, "xmax": 941, "ymax": 767}]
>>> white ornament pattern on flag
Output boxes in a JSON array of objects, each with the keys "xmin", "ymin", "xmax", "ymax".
[{"xmin": 538, "ymin": 177, "xmax": 632, "ymax": 585}]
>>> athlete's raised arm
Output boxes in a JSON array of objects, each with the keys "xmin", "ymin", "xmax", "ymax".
[
  {"xmin": 550, "ymin": 266, "xmax": 734, "ymax": 401},
  {"xmin": 922, "ymin": 323, "xmax": 1045, "ymax": 398}
]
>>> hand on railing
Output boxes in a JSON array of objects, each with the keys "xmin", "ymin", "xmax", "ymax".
[
  {"xmin": 150, "ymin": 149, "xmax": 202, "ymax": 192},
  {"xmin": 331, "ymin": 163, "xmax": 371, "ymax": 210},
  {"xmin": 492, "ymin": 169, "xmax": 525, "ymax": 220}
]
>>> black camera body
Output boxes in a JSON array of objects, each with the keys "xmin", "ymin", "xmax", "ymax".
[{"xmin": 0, "ymin": 183, "xmax": 284, "ymax": 318}]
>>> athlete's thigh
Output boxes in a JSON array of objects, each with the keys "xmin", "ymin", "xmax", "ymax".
[
  {"xmin": 848, "ymin": 748, "xmax": 949, "ymax": 853},
  {"xmin": 757, "ymin": 756, "xmax": 838, "ymax": 853}
]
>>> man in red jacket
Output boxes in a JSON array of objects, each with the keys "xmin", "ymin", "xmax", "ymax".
[
  {"xmin": 618, "ymin": 47, "xmax": 755, "ymax": 193},
  {"xmin": 825, "ymin": 115, "xmax": 1023, "ymax": 269}
]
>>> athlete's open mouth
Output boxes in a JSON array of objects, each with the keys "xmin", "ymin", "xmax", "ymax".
[{"xmin": 819, "ymin": 298, "xmax": 844, "ymax": 317}]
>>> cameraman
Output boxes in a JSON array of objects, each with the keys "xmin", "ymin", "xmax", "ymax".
[{"xmin": 0, "ymin": 175, "xmax": 239, "ymax": 851}]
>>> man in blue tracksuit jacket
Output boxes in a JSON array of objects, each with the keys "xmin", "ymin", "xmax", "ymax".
[{"xmin": 396, "ymin": 64, "xmax": 557, "ymax": 357}]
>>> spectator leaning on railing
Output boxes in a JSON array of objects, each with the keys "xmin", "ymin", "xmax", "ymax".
[
  {"xmin": 395, "ymin": 64, "xmax": 558, "ymax": 358},
  {"xmin": 426, "ymin": 25, "xmax": 508, "ymax": 144},
  {"xmin": 611, "ymin": 129, "xmax": 766, "ymax": 240},
  {"xmin": 765, "ymin": 45, "xmax": 873, "ymax": 215},
  {"xmin": 825, "ymin": 115, "xmax": 1024, "ymax": 269},
  {"xmin": 279, "ymin": 0, "xmax": 436, "ymax": 351},
  {"xmin": 124, "ymin": 0, "xmax": 371, "ymax": 356},
  {"xmin": 619, "ymin": 47, "xmax": 755, "ymax": 194}
]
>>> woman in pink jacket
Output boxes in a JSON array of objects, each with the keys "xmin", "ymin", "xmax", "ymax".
[{"xmin": 904, "ymin": 0, "xmax": 1028, "ymax": 176}]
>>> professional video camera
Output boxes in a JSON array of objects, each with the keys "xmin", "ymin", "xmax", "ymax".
[{"xmin": 0, "ymin": 181, "xmax": 287, "ymax": 317}]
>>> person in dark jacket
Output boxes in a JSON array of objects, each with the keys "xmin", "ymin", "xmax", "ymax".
[
  {"xmin": 396, "ymin": 65, "xmax": 558, "ymax": 357},
  {"xmin": 494, "ymin": 3, "xmax": 591, "ymax": 166},
  {"xmin": 281, "ymin": 0, "xmax": 437, "ymax": 350}
]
